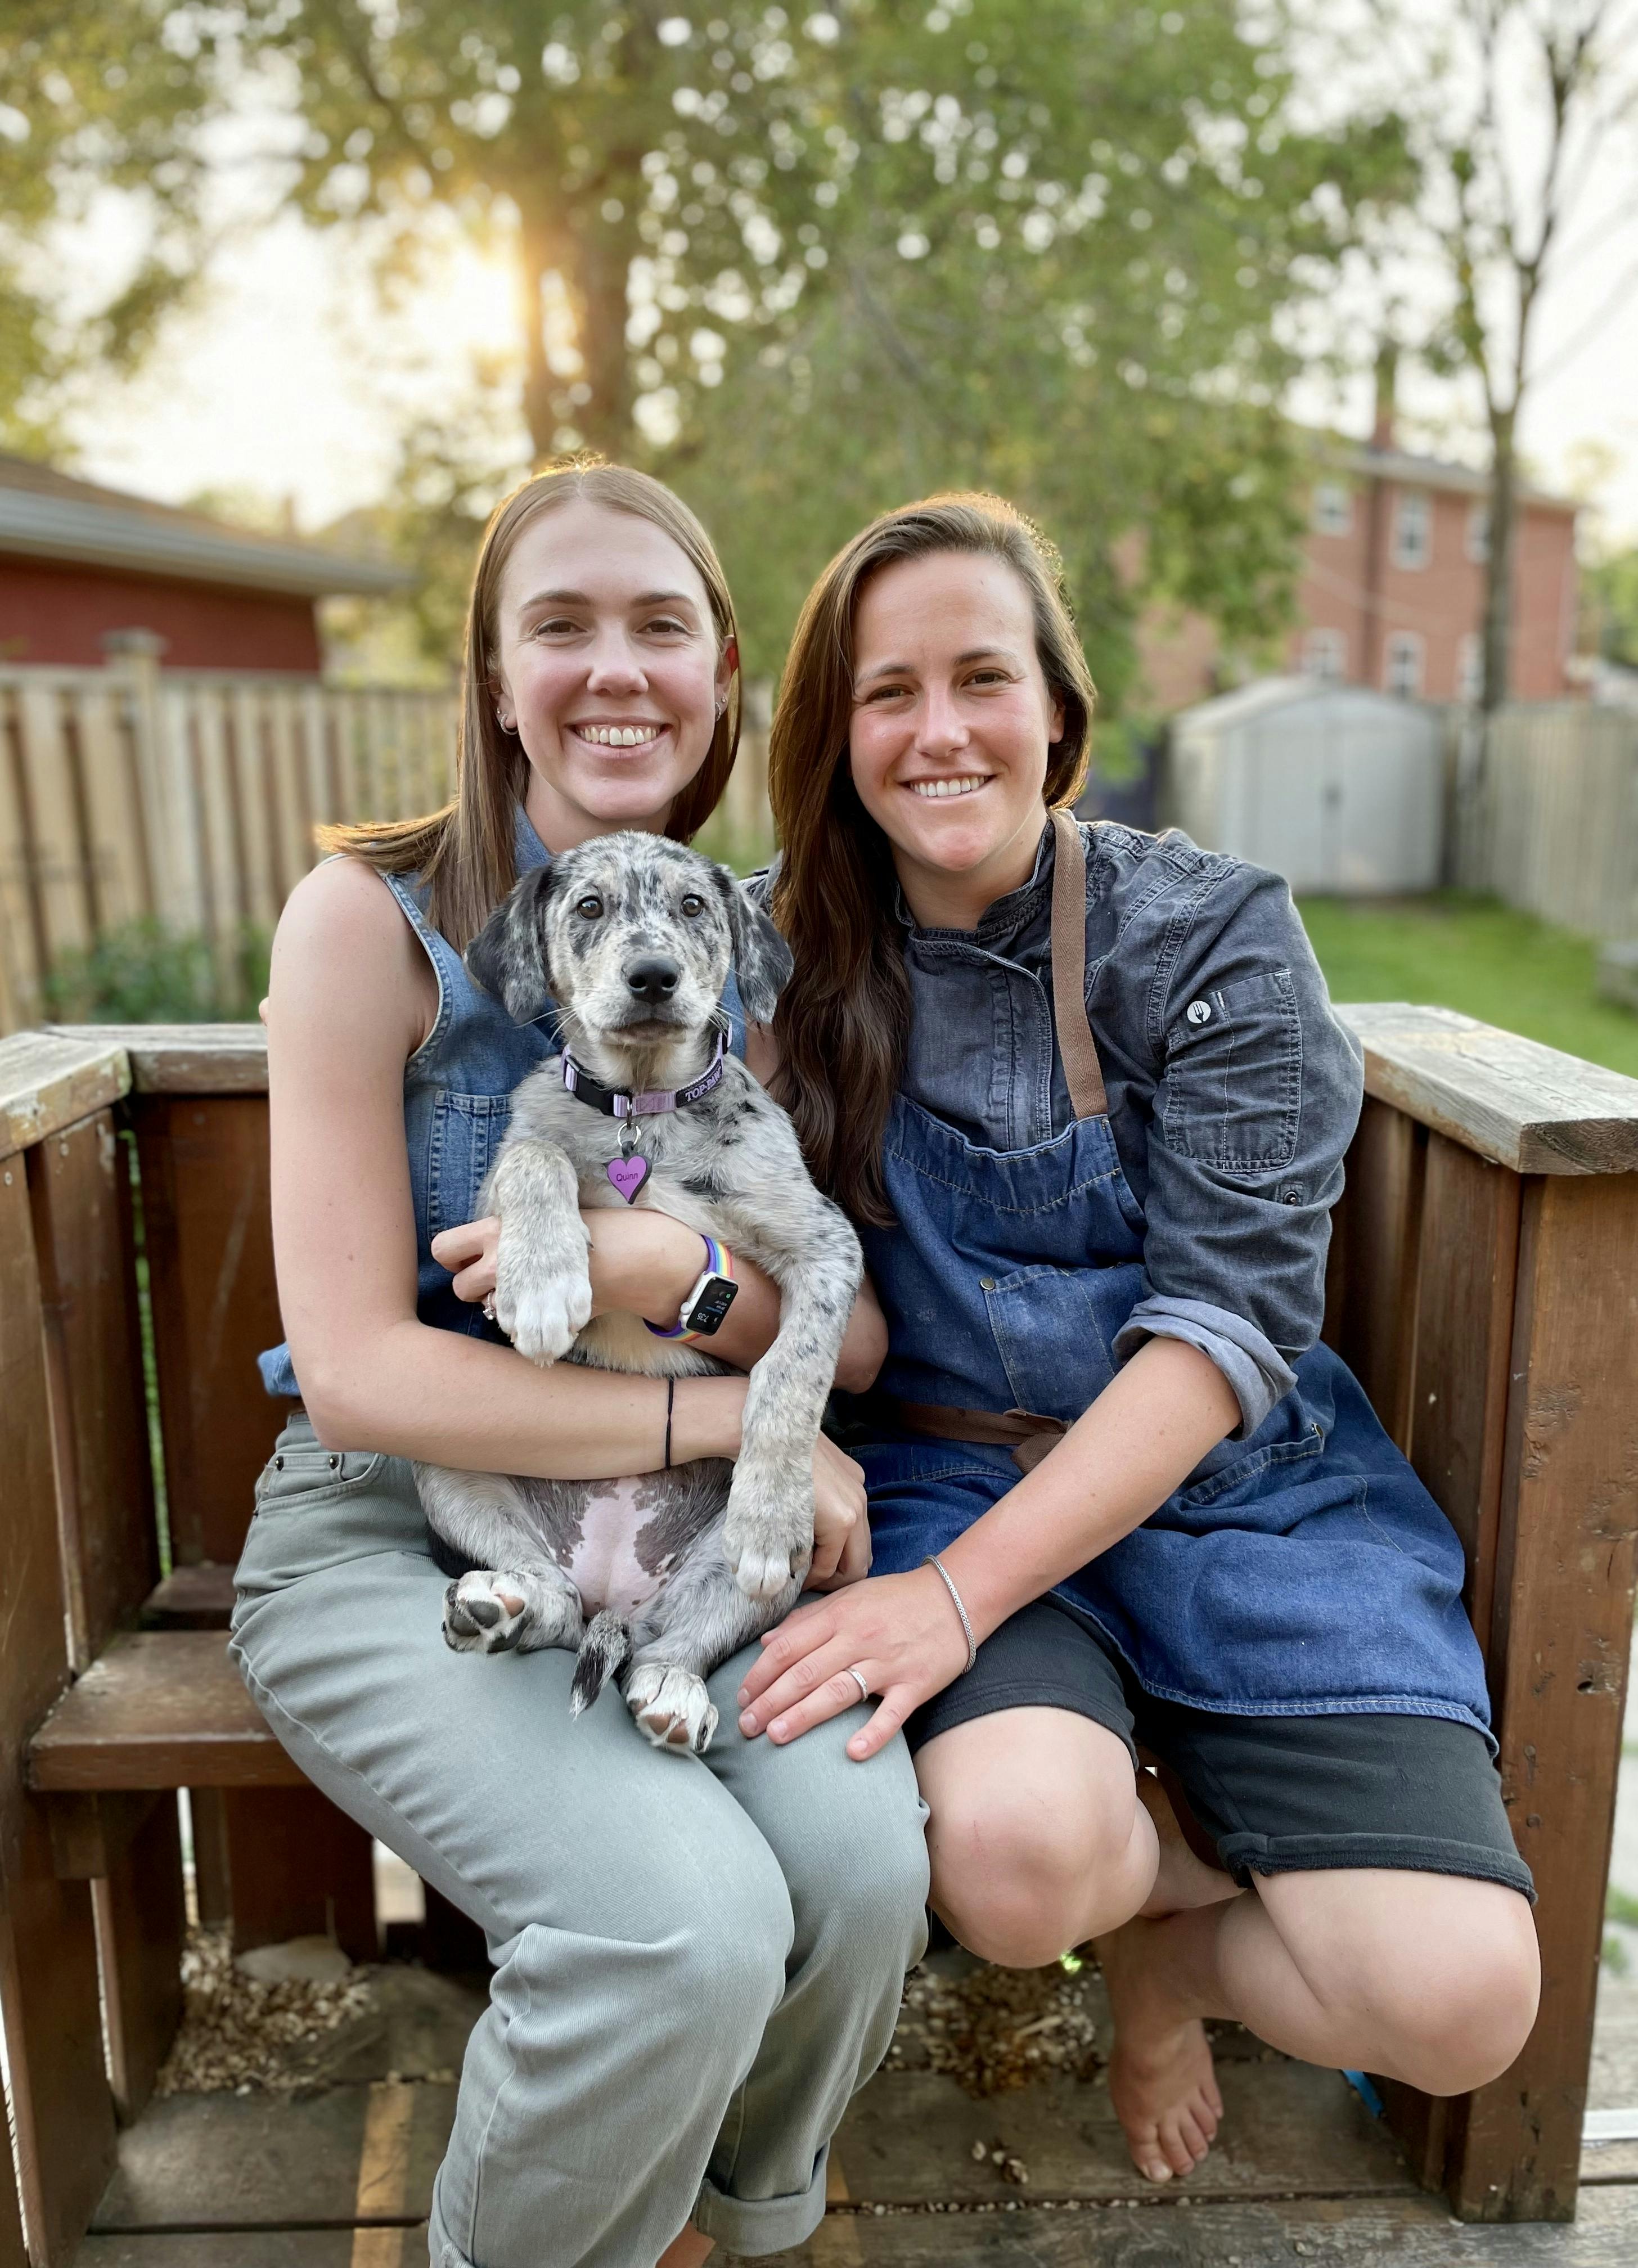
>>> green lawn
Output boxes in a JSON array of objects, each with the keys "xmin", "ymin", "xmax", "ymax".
[{"xmin": 1297, "ymin": 893, "xmax": 1638, "ymax": 1080}]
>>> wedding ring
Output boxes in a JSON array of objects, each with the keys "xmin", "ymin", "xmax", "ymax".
[{"xmin": 845, "ymin": 1666, "xmax": 871, "ymax": 1705}]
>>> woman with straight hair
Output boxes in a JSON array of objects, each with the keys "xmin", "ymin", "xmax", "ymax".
[
  {"xmin": 734, "ymin": 492, "xmax": 1540, "ymax": 2186},
  {"xmin": 230, "ymin": 461, "xmax": 929, "ymax": 2268}
]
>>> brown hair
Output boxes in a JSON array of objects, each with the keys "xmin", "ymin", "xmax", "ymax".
[
  {"xmin": 768, "ymin": 492, "xmax": 1096, "ymax": 1225},
  {"xmin": 324, "ymin": 460, "xmax": 741, "ymax": 950}
]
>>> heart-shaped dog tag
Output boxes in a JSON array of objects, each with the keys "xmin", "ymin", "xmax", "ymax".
[{"xmin": 606, "ymin": 1154, "xmax": 650, "ymax": 1204}]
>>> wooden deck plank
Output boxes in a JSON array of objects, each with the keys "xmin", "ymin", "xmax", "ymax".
[
  {"xmin": 741, "ymin": 2184, "xmax": 1638, "ymax": 2264},
  {"xmin": 91, "ymin": 2088, "xmax": 442, "ymax": 2232},
  {"xmin": 836, "ymin": 2060, "xmax": 1414, "ymax": 2202},
  {"xmin": 29, "ymin": 1634, "xmax": 305, "ymax": 1793},
  {"xmin": 79, "ymin": 2238, "xmax": 356, "ymax": 2265}
]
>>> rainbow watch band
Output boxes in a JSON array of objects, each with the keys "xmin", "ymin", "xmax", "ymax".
[{"xmin": 646, "ymin": 1234, "xmax": 734, "ymax": 1342}]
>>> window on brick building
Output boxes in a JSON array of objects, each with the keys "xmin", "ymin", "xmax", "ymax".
[
  {"xmin": 1311, "ymin": 481, "xmax": 1353, "ymax": 536},
  {"xmin": 1466, "ymin": 502, "xmax": 1489, "ymax": 562},
  {"xmin": 1302, "ymin": 627, "xmax": 1348, "ymax": 681},
  {"xmin": 1457, "ymin": 632, "xmax": 1483, "ymax": 703},
  {"xmin": 1392, "ymin": 489, "xmax": 1433, "ymax": 569},
  {"xmin": 1384, "ymin": 631, "xmax": 1425, "ymax": 696}
]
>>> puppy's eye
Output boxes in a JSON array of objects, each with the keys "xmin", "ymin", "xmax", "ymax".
[
  {"xmin": 577, "ymin": 895, "xmax": 604, "ymax": 920},
  {"xmin": 680, "ymin": 893, "xmax": 705, "ymax": 919}
]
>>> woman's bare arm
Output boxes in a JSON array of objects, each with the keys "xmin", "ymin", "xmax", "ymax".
[{"xmin": 267, "ymin": 856, "xmax": 745, "ymax": 1475}]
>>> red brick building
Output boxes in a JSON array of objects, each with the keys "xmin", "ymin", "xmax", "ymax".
[
  {"xmin": 0, "ymin": 454, "xmax": 407, "ymax": 673},
  {"xmin": 1135, "ymin": 433, "xmax": 1579, "ymax": 714}
]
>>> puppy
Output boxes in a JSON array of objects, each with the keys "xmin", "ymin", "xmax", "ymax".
[{"xmin": 413, "ymin": 831, "xmax": 862, "ymax": 1753}]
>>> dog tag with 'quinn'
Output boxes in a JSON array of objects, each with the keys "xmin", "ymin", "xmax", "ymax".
[{"xmin": 606, "ymin": 1154, "xmax": 650, "ymax": 1204}]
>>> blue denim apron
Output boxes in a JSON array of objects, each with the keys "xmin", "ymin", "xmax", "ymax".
[
  {"xmin": 260, "ymin": 804, "xmax": 748, "ymax": 1400},
  {"xmin": 853, "ymin": 811, "xmax": 1492, "ymax": 1736}
]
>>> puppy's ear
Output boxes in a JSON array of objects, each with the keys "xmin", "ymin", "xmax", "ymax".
[
  {"xmin": 721, "ymin": 871, "xmax": 794, "ymax": 1024},
  {"xmin": 465, "ymin": 864, "xmax": 559, "ymax": 1024}
]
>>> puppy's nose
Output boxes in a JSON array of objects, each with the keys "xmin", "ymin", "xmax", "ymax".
[{"xmin": 626, "ymin": 957, "xmax": 681, "ymax": 1002}]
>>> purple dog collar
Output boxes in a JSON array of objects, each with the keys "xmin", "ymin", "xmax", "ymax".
[{"xmin": 559, "ymin": 1032, "xmax": 727, "ymax": 1121}]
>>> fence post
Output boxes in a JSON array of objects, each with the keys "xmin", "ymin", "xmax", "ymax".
[{"xmin": 102, "ymin": 632, "xmax": 205, "ymax": 941}]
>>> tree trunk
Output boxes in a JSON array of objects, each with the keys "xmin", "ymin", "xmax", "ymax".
[
  {"xmin": 566, "ymin": 217, "xmax": 636, "ymax": 462},
  {"xmin": 516, "ymin": 217, "xmax": 636, "ymax": 465},
  {"xmin": 519, "ymin": 222, "xmax": 560, "ymax": 466},
  {"xmin": 1480, "ymin": 411, "xmax": 1517, "ymax": 716}
]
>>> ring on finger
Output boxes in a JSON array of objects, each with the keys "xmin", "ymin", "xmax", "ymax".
[{"xmin": 844, "ymin": 1665, "xmax": 870, "ymax": 1705}]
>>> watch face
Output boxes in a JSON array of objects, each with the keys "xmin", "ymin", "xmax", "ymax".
[{"xmin": 688, "ymin": 1276, "xmax": 739, "ymax": 1336}]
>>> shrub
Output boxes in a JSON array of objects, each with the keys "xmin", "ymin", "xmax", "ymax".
[{"xmin": 42, "ymin": 919, "xmax": 271, "ymax": 1024}]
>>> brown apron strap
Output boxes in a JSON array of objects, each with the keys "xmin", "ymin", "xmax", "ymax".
[
  {"xmin": 883, "ymin": 1398, "xmax": 1068, "ymax": 1476},
  {"xmin": 1048, "ymin": 807, "xmax": 1109, "ymax": 1120}
]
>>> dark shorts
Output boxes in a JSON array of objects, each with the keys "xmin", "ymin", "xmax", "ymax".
[{"xmin": 908, "ymin": 1597, "xmax": 1534, "ymax": 1901}]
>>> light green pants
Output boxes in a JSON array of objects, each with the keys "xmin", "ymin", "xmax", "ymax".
[{"xmin": 229, "ymin": 1418, "xmax": 930, "ymax": 2267}]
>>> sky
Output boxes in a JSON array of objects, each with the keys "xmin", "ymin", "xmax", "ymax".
[{"xmin": 58, "ymin": 33, "xmax": 1638, "ymax": 552}]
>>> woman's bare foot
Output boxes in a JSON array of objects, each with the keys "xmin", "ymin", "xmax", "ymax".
[
  {"xmin": 1135, "ymin": 1770, "xmax": 1239, "ymax": 1918},
  {"xmin": 655, "ymin": 2229, "xmax": 714, "ymax": 2268},
  {"xmin": 1094, "ymin": 1910, "xmax": 1226, "ymax": 2183}
]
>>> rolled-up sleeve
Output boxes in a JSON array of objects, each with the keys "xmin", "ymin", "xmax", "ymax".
[{"xmin": 1111, "ymin": 863, "xmax": 1364, "ymax": 1438}]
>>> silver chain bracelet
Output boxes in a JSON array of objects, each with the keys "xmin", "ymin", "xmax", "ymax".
[{"xmin": 922, "ymin": 1554, "xmax": 978, "ymax": 1675}]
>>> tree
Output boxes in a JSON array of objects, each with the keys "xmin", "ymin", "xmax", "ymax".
[
  {"xmin": 15, "ymin": 1, "xmax": 1407, "ymax": 706},
  {"xmin": 1300, "ymin": 0, "xmax": 1638, "ymax": 710},
  {"xmin": 246, "ymin": 0, "xmax": 1397, "ymax": 703},
  {"xmin": 0, "ymin": 1, "xmax": 232, "ymax": 444},
  {"xmin": 235, "ymin": 1, "xmax": 866, "ymax": 461}
]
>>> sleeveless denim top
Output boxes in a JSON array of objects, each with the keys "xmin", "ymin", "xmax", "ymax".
[{"xmin": 258, "ymin": 805, "xmax": 749, "ymax": 1400}]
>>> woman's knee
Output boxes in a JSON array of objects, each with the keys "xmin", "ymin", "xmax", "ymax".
[
  {"xmin": 921, "ymin": 1714, "xmax": 1146, "ymax": 1967},
  {"xmin": 1280, "ymin": 1876, "xmax": 1541, "ymax": 2094},
  {"xmin": 928, "ymin": 1786, "xmax": 1145, "ymax": 1966},
  {"xmin": 503, "ymin": 1829, "xmax": 794, "ymax": 2059}
]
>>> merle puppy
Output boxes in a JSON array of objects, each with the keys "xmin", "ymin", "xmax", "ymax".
[{"xmin": 413, "ymin": 831, "xmax": 862, "ymax": 1754}]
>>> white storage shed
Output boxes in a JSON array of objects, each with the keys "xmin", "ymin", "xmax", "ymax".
[{"xmin": 1167, "ymin": 678, "xmax": 1444, "ymax": 894}]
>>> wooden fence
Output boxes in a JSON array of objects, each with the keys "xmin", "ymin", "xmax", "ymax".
[
  {"xmin": 0, "ymin": 654, "xmax": 778, "ymax": 1037},
  {"xmin": 1454, "ymin": 704, "xmax": 1638, "ymax": 939},
  {"xmin": 0, "ymin": 649, "xmax": 457, "ymax": 1034}
]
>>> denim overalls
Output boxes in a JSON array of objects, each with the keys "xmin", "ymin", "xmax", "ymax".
[
  {"xmin": 260, "ymin": 804, "xmax": 748, "ymax": 1400},
  {"xmin": 852, "ymin": 811, "xmax": 1492, "ymax": 1737}
]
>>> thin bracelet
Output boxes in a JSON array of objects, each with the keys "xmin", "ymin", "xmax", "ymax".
[
  {"xmin": 663, "ymin": 1377, "xmax": 675, "ymax": 1470},
  {"xmin": 922, "ymin": 1554, "xmax": 978, "ymax": 1674},
  {"xmin": 646, "ymin": 1233, "xmax": 734, "ymax": 1343}
]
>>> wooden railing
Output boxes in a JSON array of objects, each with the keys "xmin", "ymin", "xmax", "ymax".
[{"xmin": 0, "ymin": 1002, "xmax": 1635, "ymax": 2258}]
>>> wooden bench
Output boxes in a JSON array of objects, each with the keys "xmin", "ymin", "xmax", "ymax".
[{"xmin": 2, "ymin": 1010, "xmax": 1637, "ymax": 2265}]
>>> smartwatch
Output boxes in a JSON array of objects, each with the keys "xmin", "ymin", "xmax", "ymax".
[{"xmin": 647, "ymin": 1234, "xmax": 738, "ymax": 1342}]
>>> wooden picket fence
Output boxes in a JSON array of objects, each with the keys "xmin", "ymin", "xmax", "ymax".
[
  {"xmin": 0, "ymin": 649, "xmax": 458, "ymax": 1034},
  {"xmin": 1454, "ymin": 704, "xmax": 1638, "ymax": 940},
  {"xmin": 0, "ymin": 652, "xmax": 777, "ymax": 1036}
]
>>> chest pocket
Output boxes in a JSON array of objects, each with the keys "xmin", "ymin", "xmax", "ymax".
[
  {"xmin": 426, "ymin": 1091, "xmax": 514, "ymax": 1239},
  {"xmin": 1159, "ymin": 968, "xmax": 1301, "ymax": 1174}
]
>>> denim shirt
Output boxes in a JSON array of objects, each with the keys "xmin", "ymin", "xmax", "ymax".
[{"xmin": 755, "ymin": 818, "xmax": 1364, "ymax": 1438}]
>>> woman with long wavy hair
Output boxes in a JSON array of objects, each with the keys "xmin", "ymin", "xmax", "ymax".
[
  {"xmin": 230, "ymin": 461, "xmax": 929, "ymax": 2268},
  {"xmin": 735, "ymin": 492, "xmax": 1540, "ymax": 2186}
]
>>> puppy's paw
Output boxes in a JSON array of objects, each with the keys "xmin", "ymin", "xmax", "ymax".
[
  {"xmin": 724, "ymin": 1470, "xmax": 814, "ymax": 1603},
  {"xmin": 442, "ymin": 1570, "xmax": 537, "ymax": 1653},
  {"xmin": 626, "ymin": 1663, "xmax": 718, "ymax": 1754},
  {"xmin": 496, "ymin": 1269, "xmax": 593, "ymax": 1365}
]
